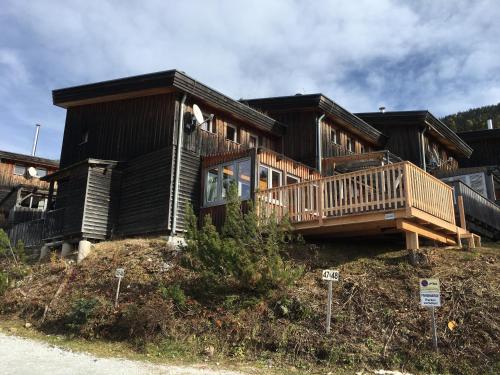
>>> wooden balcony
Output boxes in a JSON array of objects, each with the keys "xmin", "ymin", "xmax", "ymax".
[{"xmin": 256, "ymin": 161, "xmax": 472, "ymax": 249}]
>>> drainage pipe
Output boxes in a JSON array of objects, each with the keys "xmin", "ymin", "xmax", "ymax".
[
  {"xmin": 171, "ymin": 93, "xmax": 187, "ymax": 234},
  {"xmin": 317, "ymin": 114, "xmax": 326, "ymax": 174}
]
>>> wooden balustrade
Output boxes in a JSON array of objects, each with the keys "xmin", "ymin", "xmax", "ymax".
[{"xmin": 255, "ymin": 161, "xmax": 456, "ymax": 226}]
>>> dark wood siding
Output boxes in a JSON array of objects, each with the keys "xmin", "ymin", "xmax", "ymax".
[
  {"xmin": 116, "ymin": 147, "xmax": 173, "ymax": 237},
  {"xmin": 82, "ymin": 165, "xmax": 120, "ymax": 239},
  {"xmin": 54, "ymin": 164, "xmax": 88, "ymax": 238},
  {"xmin": 60, "ymin": 93, "xmax": 177, "ymax": 168},
  {"xmin": 173, "ymin": 149, "xmax": 201, "ymax": 232},
  {"xmin": 458, "ymin": 130, "xmax": 500, "ymax": 167}
]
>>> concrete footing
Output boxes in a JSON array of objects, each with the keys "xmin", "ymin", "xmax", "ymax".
[
  {"xmin": 77, "ymin": 240, "xmax": 92, "ymax": 264},
  {"xmin": 61, "ymin": 242, "xmax": 73, "ymax": 258},
  {"xmin": 39, "ymin": 245, "xmax": 49, "ymax": 261},
  {"xmin": 166, "ymin": 235, "xmax": 186, "ymax": 248}
]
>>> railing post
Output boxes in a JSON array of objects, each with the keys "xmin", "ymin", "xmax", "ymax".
[
  {"xmin": 403, "ymin": 162, "xmax": 412, "ymax": 216},
  {"xmin": 457, "ymin": 195, "xmax": 466, "ymax": 229},
  {"xmin": 318, "ymin": 180, "xmax": 324, "ymax": 224}
]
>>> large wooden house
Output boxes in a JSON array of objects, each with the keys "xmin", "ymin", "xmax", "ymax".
[
  {"xmin": 0, "ymin": 150, "xmax": 58, "ymax": 228},
  {"xmin": 32, "ymin": 70, "xmax": 483, "ymax": 260}
]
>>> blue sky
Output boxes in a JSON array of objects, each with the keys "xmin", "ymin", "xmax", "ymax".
[{"xmin": 1, "ymin": 0, "xmax": 499, "ymax": 160}]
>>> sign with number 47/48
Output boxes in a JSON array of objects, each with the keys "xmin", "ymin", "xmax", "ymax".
[{"xmin": 322, "ymin": 269, "xmax": 339, "ymax": 281}]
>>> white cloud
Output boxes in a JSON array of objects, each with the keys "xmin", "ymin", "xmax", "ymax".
[{"xmin": 0, "ymin": 0, "xmax": 499, "ymax": 158}]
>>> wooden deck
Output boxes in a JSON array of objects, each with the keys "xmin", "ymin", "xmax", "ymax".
[{"xmin": 256, "ymin": 161, "xmax": 471, "ymax": 249}]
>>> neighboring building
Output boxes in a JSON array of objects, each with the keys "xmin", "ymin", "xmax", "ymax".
[
  {"xmin": 355, "ymin": 111, "xmax": 473, "ymax": 173},
  {"xmin": 0, "ymin": 150, "xmax": 59, "ymax": 227}
]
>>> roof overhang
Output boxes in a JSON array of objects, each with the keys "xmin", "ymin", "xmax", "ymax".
[
  {"xmin": 241, "ymin": 94, "xmax": 386, "ymax": 146},
  {"xmin": 356, "ymin": 111, "xmax": 473, "ymax": 158},
  {"xmin": 0, "ymin": 150, "xmax": 59, "ymax": 168},
  {"xmin": 53, "ymin": 70, "xmax": 286, "ymax": 136}
]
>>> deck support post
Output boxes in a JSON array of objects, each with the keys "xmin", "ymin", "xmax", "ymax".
[
  {"xmin": 77, "ymin": 240, "xmax": 92, "ymax": 264},
  {"xmin": 405, "ymin": 231, "xmax": 419, "ymax": 250},
  {"xmin": 61, "ymin": 242, "xmax": 73, "ymax": 258},
  {"xmin": 39, "ymin": 245, "xmax": 49, "ymax": 261},
  {"xmin": 457, "ymin": 195, "xmax": 466, "ymax": 230}
]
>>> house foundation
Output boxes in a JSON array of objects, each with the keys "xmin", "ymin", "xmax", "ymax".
[
  {"xmin": 77, "ymin": 240, "xmax": 92, "ymax": 264},
  {"xmin": 61, "ymin": 242, "xmax": 73, "ymax": 258}
]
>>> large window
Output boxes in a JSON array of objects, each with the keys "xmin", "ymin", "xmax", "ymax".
[
  {"xmin": 204, "ymin": 158, "xmax": 251, "ymax": 205},
  {"xmin": 36, "ymin": 167, "xmax": 47, "ymax": 178},
  {"xmin": 259, "ymin": 165, "xmax": 282, "ymax": 201}
]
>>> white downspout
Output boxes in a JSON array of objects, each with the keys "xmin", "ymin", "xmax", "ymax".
[
  {"xmin": 317, "ymin": 114, "xmax": 326, "ymax": 174},
  {"xmin": 171, "ymin": 93, "xmax": 187, "ymax": 234},
  {"xmin": 421, "ymin": 126, "xmax": 427, "ymax": 172}
]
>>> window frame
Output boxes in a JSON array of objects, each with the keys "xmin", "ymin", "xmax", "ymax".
[
  {"xmin": 249, "ymin": 133, "xmax": 259, "ymax": 149},
  {"xmin": 225, "ymin": 124, "xmax": 239, "ymax": 143},
  {"xmin": 13, "ymin": 164, "xmax": 26, "ymax": 176},
  {"xmin": 35, "ymin": 167, "xmax": 47, "ymax": 178},
  {"xmin": 330, "ymin": 128, "xmax": 338, "ymax": 144},
  {"xmin": 200, "ymin": 113, "xmax": 216, "ymax": 133},
  {"xmin": 203, "ymin": 157, "xmax": 251, "ymax": 206},
  {"xmin": 346, "ymin": 137, "xmax": 353, "ymax": 152}
]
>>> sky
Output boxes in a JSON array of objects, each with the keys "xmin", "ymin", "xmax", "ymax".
[{"xmin": 1, "ymin": 0, "xmax": 500, "ymax": 160}]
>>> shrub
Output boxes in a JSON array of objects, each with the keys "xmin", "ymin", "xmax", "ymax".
[
  {"xmin": 0, "ymin": 272, "xmax": 8, "ymax": 296},
  {"xmin": 0, "ymin": 230, "xmax": 26, "ymax": 263},
  {"xmin": 65, "ymin": 298, "xmax": 99, "ymax": 332},
  {"xmin": 184, "ymin": 183, "xmax": 303, "ymax": 293},
  {"xmin": 158, "ymin": 283, "xmax": 186, "ymax": 307}
]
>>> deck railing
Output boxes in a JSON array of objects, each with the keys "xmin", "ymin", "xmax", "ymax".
[{"xmin": 255, "ymin": 161, "xmax": 456, "ymax": 225}]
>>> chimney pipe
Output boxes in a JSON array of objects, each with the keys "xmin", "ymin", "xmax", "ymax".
[
  {"xmin": 379, "ymin": 106, "xmax": 386, "ymax": 113},
  {"xmin": 32, "ymin": 124, "xmax": 41, "ymax": 156},
  {"xmin": 487, "ymin": 119, "xmax": 493, "ymax": 130}
]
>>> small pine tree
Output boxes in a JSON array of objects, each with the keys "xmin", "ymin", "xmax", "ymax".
[{"xmin": 183, "ymin": 183, "xmax": 302, "ymax": 293}]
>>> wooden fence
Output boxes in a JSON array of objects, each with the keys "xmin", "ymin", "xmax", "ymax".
[
  {"xmin": 256, "ymin": 161, "xmax": 456, "ymax": 226},
  {"xmin": 7, "ymin": 218, "xmax": 45, "ymax": 249}
]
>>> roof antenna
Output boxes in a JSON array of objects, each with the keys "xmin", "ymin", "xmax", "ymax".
[
  {"xmin": 32, "ymin": 124, "xmax": 41, "ymax": 156},
  {"xmin": 379, "ymin": 106, "xmax": 386, "ymax": 113}
]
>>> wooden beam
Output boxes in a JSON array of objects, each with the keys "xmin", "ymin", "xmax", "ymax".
[
  {"xmin": 397, "ymin": 219, "xmax": 456, "ymax": 245},
  {"xmin": 409, "ymin": 207, "xmax": 458, "ymax": 234}
]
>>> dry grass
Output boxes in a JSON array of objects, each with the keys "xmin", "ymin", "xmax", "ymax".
[{"xmin": 1, "ymin": 238, "xmax": 499, "ymax": 374}]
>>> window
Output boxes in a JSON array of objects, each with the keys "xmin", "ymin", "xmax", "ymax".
[
  {"xmin": 286, "ymin": 175, "xmax": 300, "ymax": 185},
  {"xmin": 204, "ymin": 158, "xmax": 251, "ymax": 205},
  {"xmin": 221, "ymin": 163, "xmax": 235, "ymax": 198},
  {"xmin": 331, "ymin": 129, "xmax": 338, "ymax": 144},
  {"xmin": 206, "ymin": 167, "xmax": 219, "ymax": 203},
  {"xmin": 347, "ymin": 138, "xmax": 353, "ymax": 152},
  {"xmin": 36, "ymin": 167, "xmax": 47, "ymax": 178},
  {"xmin": 249, "ymin": 134, "xmax": 258, "ymax": 148},
  {"xmin": 226, "ymin": 124, "xmax": 238, "ymax": 143},
  {"xmin": 14, "ymin": 164, "xmax": 26, "ymax": 176},
  {"xmin": 238, "ymin": 159, "xmax": 251, "ymax": 200},
  {"xmin": 259, "ymin": 166, "xmax": 282, "ymax": 201},
  {"xmin": 201, "ymin": 115, "xmax": 216, "ymax": 133},
  {"xmin": 360, "ymin": 145, "xmax": 365, "ymax": 154}
]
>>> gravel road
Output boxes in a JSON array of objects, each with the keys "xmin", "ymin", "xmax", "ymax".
[{"xmin": 0, "ymin": 333, "xmax": 245, "ymax": 375}]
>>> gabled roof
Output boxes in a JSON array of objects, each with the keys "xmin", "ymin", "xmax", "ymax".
[
  {"xmin": 241, "ymin": 94, "xmax": 385, "ymax": 146},
  {"xmin": 0, "ymin": 150, "xmax": 59, "ymax": 168},
  {"xmin": 355, "ymin": 111, "xmax": 473, "ymax": 158},
  {"xmin": 52, "ymin": 70, "xmax": 286, "ymax": 135}
]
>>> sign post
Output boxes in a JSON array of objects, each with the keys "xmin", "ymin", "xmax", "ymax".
[
  {"xmin": 419, "ymin": 278, "xmax": 440, "ymax": 351},
  {"xmin": 322, "ymin": 269, "xmax": 339, "ymax": 334},
  {"xmin": 115, "ymin": 268, "xmax": 125, "ymax": 308}
]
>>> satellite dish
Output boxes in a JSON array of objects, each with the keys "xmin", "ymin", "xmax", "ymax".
[
  {"xmin": 192, "ymin": 104, "xmax": 205, "ymax": 125},
  {"xmin": 27, "ymin": 167, "xmax": 37, "ymax": 178}
]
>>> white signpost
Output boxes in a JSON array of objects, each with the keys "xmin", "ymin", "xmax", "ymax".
[
  {"xmin": 322, "ymin": 269, "xmax": 339, "ymax": 334},
  {"xmin": 115, "ymin": 268, "xmax": 125, "ymax": 308},
  {"xmin": 419, "ymin": 278, "xmax": 440, "ymax": 351}
]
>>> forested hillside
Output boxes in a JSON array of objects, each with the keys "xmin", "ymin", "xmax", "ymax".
[{"xmin": 441, "ymin": 103, "xmax": 500, "ymax": 132}]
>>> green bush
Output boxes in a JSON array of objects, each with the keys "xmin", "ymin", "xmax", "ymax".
[
  {"xmin": 158, "ymin": 283, "xmax": 186, "ymax": 307},
  {"xmin": 65, "ymin": 298, "xmax": 99, "ymax": 332},
  {"xmin": 183, "ymin": 183, "xmax": 303, "ymax": 293},
  {"xmin": 0, "ymin": 230, "xmax": 26, "ymax": 263},
  {"xmin": 0, "ymin": 272, "xmax": 8, "ymax": 296}
]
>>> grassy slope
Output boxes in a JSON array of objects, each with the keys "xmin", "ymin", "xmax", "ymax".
[{"xmin": 0, "ymin": 239, "xmax": 499, "ymax": 374}]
